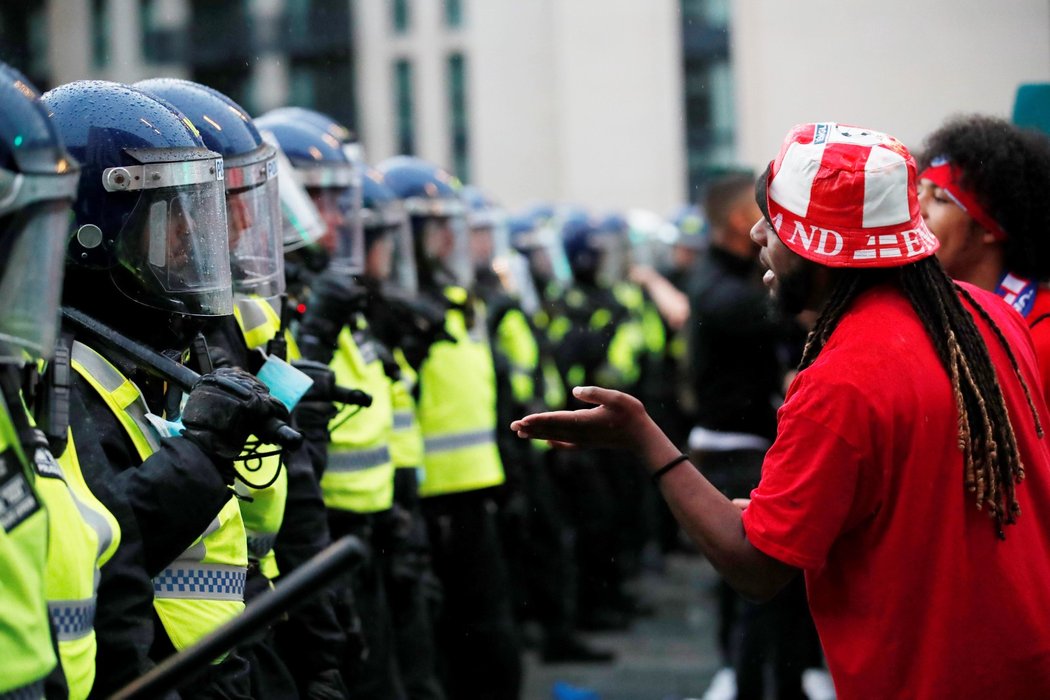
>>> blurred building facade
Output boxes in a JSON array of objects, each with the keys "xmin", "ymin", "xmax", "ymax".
[
  {"xmin": 1, "ymin": 0, "xmax": 733, "ymax": 214},
  {"xmin": 4, "ymin": 1, "xmax": 1047, "ymax": 215}
]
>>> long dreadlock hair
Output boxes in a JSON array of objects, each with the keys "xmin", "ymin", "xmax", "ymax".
[{"xmin": 799, "ymin": 256, "xmax": 1043, "ymax": 538}]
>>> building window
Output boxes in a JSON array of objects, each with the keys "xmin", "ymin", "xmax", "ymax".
[
  {"xmin": 445, "ymin": 0, "xmax": 463, "ymax": 28},
  {"xmin": 680, "ymin": 0, "xmax": 733, "ymax": 196},
  {"xmin": 92, "ymin": 0, "xmax": 110, "ymax": 69},
  {"xmin": 447, "ymin": 53, "xmax": 469, "ymax": 182},
  {"xmin": 394, "ymin": 59, "xmax": 415, "ymax": 155},
  {"xmin": 392, "ymin": 0, "xmax": 410, "ymax": 34}
]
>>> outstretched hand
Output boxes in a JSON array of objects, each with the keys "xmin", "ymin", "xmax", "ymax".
[{"xmin": 510, "ymin": 386, "xmax": 654, "ymax": 452}]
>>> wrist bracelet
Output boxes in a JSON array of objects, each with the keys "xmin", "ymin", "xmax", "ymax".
[{"xmin": 651, "ymin": 453, "xmax": 690, "ymax": 485}]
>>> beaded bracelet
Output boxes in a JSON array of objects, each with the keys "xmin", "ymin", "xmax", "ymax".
[{"xmin": 651, "ymin": 453, "xmax": 690, "ymax": 485}]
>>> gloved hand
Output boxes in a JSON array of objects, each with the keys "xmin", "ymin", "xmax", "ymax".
[
  {"xmin": 298, "ymin": 271, "xmax": 368, "ymax": 363},
  {"xmin": 290, "ymin": 359, "xmax": 339, "ymax": 432},
  {"xmin": 180, "ymin": 367, "xmax": 290, "ymax": 464}
]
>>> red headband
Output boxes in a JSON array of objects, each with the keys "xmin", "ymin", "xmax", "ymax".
[{"xmin": 919, "ymin": 159, "xmax": 1007, "ymax": 241}]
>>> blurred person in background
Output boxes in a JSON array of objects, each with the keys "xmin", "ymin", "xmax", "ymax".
[
  {"xmin": 686, "ymin": 171, "xmax": 817, "ymax": 700},
  {"xmin": 917, "ymin": 114, "xmax": 1050, "ymax": 404}
]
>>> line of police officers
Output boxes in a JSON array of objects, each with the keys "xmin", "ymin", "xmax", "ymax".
[{"xmin": 0, "ymin": 60, "xmax": 691, "ymax": 700}]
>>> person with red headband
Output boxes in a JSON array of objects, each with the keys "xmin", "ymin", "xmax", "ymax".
[
  {"xmin": 512, "ymin": 122, "xmax": 1050, "ymax": 700},
  {"xmin": 917, "ymin": 115, "xmax": 1050, "ymax": 403}
]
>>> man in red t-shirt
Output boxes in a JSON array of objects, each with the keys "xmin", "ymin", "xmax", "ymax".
[
  {"xmin": 916, "ymin": 115, "xmax": 1050, "ymax": 405},
  {"xmin": 512, "ymin": 123, "xmax": 1050, "ymax": 699}
]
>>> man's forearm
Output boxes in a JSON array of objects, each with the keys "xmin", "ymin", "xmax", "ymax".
[{"xmin": 635, "ymin": 420, "xmax": 797, "ymax": 601}]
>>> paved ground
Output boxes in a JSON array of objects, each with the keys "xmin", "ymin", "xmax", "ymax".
[{"xmin": 522, "ymin": 553, "xmax": 725, "ymax": 700}]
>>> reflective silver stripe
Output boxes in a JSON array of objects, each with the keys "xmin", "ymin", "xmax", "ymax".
[
  {"xmin": 48, "ymin": 598, "xmax": 96, "ymax": 641},
  {"xmin": 356, "ymin": 338, "xmax": 379, "ymax": 366},
  {"xmin": 423, "ymin": 428, "xmax": 496, "ymax": 454},
  {"xmin": 70, "ymin": 342, "xmax": 163, "ymax": 454},
  {"xmin": 246, "ymin": 532, "xmax": 277, "ymax": 559},
  {"xmin": 393, "ymin": 411, "xmax": 415, "ymax": 431},
  {"xmin": 0, "ymin": 680, "xmax": 44, "ymax": 700},
  {"xmin": 236, "ymin": 297, "xmax": 270, "ymax": 333},
  {"xmin": 327, "ymin": 445, "xmax": 391, "ymax": 473},
  {"xmin": 153, "ymin": 564, "xmax": 246, "ymax": 601}
]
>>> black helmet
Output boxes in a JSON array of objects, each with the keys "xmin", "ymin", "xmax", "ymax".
[
  {"xmin": 0, "ymin": 62, "xmax": 80, "ymax": 361},
  {"xmin": 136, "ymin": 78, "xmax": 284, "ymax": 301},
  {"xmin": 43, "ymin": 80, "xmax": 233, "ymax": 317},
  {"xmin": 376, "ymin": 156, "xmax": 470, "ymax": 290},
  {"xmin": 255, "ymin": 110, "xmax": 364, "ymax": 277}
]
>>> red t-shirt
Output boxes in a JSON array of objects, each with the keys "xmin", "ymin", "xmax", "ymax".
[
  {"xmin": 1026, "ymin": 285, "xmax": 1050, "ymax": 408},
  {"xmin": 742, "ymin": 283, "xmax": 1050, "ymax": 700}
]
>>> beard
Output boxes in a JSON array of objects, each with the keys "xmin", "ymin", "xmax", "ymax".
[{"xmin": 772, "ymin": 260, "xmax": 816, "ymax": 316}]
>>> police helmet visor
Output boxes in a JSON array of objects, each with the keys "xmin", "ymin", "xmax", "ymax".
[
  {"xmin": 332, "ymin": 170, "xmax": 365, "ymax": 277},
  {"xmin": 0, "ymin": 199, "xmax": 75, "ymax": 362},
  {"xmin": 108, "ymin": 152, "xmax": 233, "ymax": 315},
  {"xmin": 420, "ymin": 212, "xmax": 473, "ymax": 288},
  {"xmin": 225, "ymin": 147, "xmax": 285, "ymax": 299},
  {"xmin": 493, "ymin": 249, "xmax": 541, "ymax": 316},
  {"xmin": 260, "ymin": 130, "xmax": 326, "ymax": 252},
  {"xmin": 307, "ymin": 184, "xmax": 363, "ymax": 274},
  {"xmin": 363, "ymin": 199, "xmax": 418, "ymax": 296}
]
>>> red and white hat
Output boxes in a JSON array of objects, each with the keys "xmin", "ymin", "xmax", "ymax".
[{"xmin": 765, "ymin": 122, "xmax": 939, "ymax": 268}]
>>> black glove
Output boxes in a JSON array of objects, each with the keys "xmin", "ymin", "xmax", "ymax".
[
  {"xmin": 290, "ymin": 359, "xmax": 340, "ymax": 432},
  {"xmin": 298, "ymin": 272, "xmax": 368, "ymax": 363},
  {"xmin": 180, "ymin": 367, "xmax": 290, "ymax": 464}
]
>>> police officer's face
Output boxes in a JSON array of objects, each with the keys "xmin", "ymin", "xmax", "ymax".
[
  {"xmin": 308, "ymin": 188, "xmax": 347, "ymax": 255},
  {"xmin": 470, "ymin": 225, "xmax": 494, "ymax": 266},
  {"xmin": 423, "ymin": 216, "xmax": 455, "ymax": 262},
  {"xmin": 226, "ymin": 190, "xmax": 254, "ymax": 252},
  {"xmin": 366, "ymin": 232, "xmax": 394, "ymax": 281}
]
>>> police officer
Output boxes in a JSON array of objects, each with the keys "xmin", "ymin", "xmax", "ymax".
[
  {"xmin": 137, "ymin": 79, "xmax": 355, "ymax": 700},
  {"xmin": 466, "ymin": 189, "xmax": 614, "ymax": 664},
  {"xmin": 44, "ymin": 80, "xmax": 289, "ymax": 698},
  {"xmin": 258, "ymin": 110, "xmax": 407, "ymax": 700},
  {"xmin": 0, "ymin": 59, "xmax": 81, "ymax": 700},
  {"xmin": 378, "ymin": 157, "xmax": 523, "ymax": 699}
]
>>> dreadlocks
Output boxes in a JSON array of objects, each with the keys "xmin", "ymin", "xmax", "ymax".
[{"xmin": 798, "ymin": 255, "xmax": 1042, "ymax": 538}]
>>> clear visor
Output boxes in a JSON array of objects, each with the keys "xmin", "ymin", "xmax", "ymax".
[
  {"xmin": 534, "ymin": 223, "xmax": 572, "ymax": 287},
  {"xmin": 366, "ymin": 203, "xmax": 418, "ymax": 296},
  {"xmin": 493, "ymin": 249, "xmax": 540, "ymax": 316},
  {"xmin": 260, "ymin": 130, "xmax": 326, "ymax": 251},
  {"xmin": 227, "ymin": 160, "xmax": 285, "ymax": 299},
  {"xmin": 309, "ymin": 186, "xmax": 365, "ymax": 276},
  {"xmin": 112, "ymin": 178, "xmax": 234, "ymax": 316},
  {"xmin": 421, "ymin": 213, "xmax": 473, "ymax": 289},
  {"xmin": 470, "ymin": 210, "xmax": 508, "ymax": 270},
  {"xmin": 0, "ymin": 200, "xmax": 73, "ymax": 362},
  {"xmin": 595, "ymin": 234, "xmax": 628, "ymax": 287}
]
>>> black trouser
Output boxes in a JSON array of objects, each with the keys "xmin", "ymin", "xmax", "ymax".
[
  {"xmin": 423, "ymin": 489, "xmax": 522, "ymax": 700},
  {"xmin": 375, "ymin": 499, "xmax": 445, "ymax": 700},
  {"xmin": 733, "ymin": 577, "xmax": 813, "ymax": 700},
  {"xmin": 328, "ymin": 511, "xmax": 406, "ymax": 700},
  {"xmin": 514, "ymin": 448, "xmax": 576, "ymax": 640},
  {"xmin": 550, "ymin": 450, "xmax": 624, "ymax": 620},
  {"xmin": 693, "ymin": 448, "xmax": 818, "ymax": 698}
]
